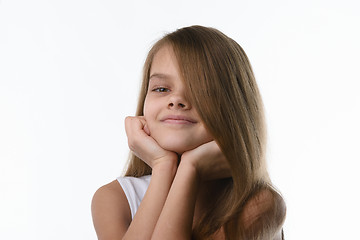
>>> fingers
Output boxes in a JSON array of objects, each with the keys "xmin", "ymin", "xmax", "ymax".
[
  {"xmin": 136, "ymin": 116, "xmax": 150, "ymax": 136},
  {"xmin": 143, "ymin": 123, "xmax": 150, "ymax": 136},
  {"xmin": 124, "ymin": 116, "xmax": 178, "ymax": 168},
  {"xmin": 125, "ymin": 116, "xmax": 151, "ymax": 158}
]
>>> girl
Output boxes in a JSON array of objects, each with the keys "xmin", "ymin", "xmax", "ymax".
[{"xmin": 92, "ymin": 25, "xmax": 286, "ymax": 240}]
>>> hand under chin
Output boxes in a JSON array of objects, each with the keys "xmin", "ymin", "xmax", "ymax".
[
  {"xmin": 147, "ymin": 127, "xmax": 213, "ymax": 155},
  {"xmin": 156, "ymin": 138, "xmax": 210, "ymax": 156},
  {"xmin": 158, "ymin": 143, "xmax": 189, "ymax": 155}
]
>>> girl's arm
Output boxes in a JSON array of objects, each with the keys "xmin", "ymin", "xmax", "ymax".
[
  {"xmin": 91, "ymin": 161, "xmax": 177, "ymax": 240},
  {"xmin": 123, "ymin": 160, "xmax": 177, "ymax": 239},
  {"xmin": 151, "ymin": 160, "xmax": 199, "ymax": 239},
  {"xmin": 92, "ymin": 116, "xmax": 178, "ymax": 240},
  {"xmin": 151, "ymin": 141, "xmax": 230, "ymax": 239},
  {"xmin": 92, "ymin": 180, "xmax": 132, "ymax": 240}
]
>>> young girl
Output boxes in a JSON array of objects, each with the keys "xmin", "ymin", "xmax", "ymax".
[{"xmin": 91, "ymin": 25, "xmax": 286, "ymax": 240}]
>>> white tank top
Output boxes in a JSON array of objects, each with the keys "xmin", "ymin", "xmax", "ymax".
[{"xmin": 117, "ymin": 175, "xmax": 151, "ymax": 219}]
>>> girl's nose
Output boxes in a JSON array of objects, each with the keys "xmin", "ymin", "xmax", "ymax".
[
  {"xmin": 168, "ymin": 102, "xmax": 186, "ymax": 108},
  {"xmin": 168, "ymin": 93, "xmax": 190, "ymax": 110}
]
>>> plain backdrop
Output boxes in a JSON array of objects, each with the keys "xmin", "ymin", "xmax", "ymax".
[{"xmin": 1, "ymin": 0, "xmax": 359, "ymax": 239}]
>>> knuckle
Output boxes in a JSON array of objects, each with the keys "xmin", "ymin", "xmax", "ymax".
[
  {"xmin": 124, "ymin": 116, "xmax": 132, "ymax": 127},
  {"xmin": 125, "ymin": 116, "xmax": 132, "ymax": 122}
]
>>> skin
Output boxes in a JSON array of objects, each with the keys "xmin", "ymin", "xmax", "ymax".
[{"xmin": 91, "ymin": 45, "xmax": 282, "ymax": 239}]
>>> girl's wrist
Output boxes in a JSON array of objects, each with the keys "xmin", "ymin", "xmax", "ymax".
[
  {"xmin": 152, "ymin": 157, "xmax": 178, "ymax": 178},
  {"xmin": 177, "ymin": 159, "xmax": 201, "ymax": 184}
]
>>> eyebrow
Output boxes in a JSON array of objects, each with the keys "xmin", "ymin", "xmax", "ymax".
[{"xmin": 149, "ymin": 73, "xmax": 171, "ymax": 81}]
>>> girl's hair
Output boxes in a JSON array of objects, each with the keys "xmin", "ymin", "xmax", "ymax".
[{"xmin": 125, "ymin": 25, "xmax": 286, "ymax": 239}]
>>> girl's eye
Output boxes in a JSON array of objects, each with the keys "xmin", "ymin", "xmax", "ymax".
[{"xmin": 153, "ymin": 87, "xmax": 169, "ymax": 92}]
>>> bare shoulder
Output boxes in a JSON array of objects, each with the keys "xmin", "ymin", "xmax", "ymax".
[
  {"xmin": 91, "ymin": 180, "xmax": 131, "ymax": 240},
  {"xmin": 240, "ymin": 186, "xmax": 286, "ymax": 239}
]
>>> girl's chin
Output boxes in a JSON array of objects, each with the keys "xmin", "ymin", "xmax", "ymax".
[
  {"xmin": 157, "ymin": 141, "xmax": 197, "ymax": 155},
  {"xmin": 160, "ymin": 145, "xmax": 189, "ymax": 155}
]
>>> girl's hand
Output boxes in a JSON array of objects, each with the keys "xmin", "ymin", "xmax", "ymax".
[
  {"xmin": 125, "ymin": 116, "xmax": 178, "ymax": 169},
  {"xmin": 180, "ymin": 141, "xmax": 231, "ymax": 181}
]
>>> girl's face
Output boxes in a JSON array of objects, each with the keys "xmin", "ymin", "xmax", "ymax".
[{"xmin": 143, "ymin": 45, "xmax": 212, "ymax": 154}]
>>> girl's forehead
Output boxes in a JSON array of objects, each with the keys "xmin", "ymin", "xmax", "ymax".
[
  {"xmin": 152, "ymin": 45, "xmax": 177, "ymax": 66},
  {"xmin": 149, "ymin": 46, "xmax": 181, "ymax": 79}
]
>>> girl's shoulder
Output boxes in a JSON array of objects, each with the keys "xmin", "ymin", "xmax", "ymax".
[
  {"xmin": 239, "ymin": 186, "xmax": 286, "ymax": 239},
  {"xmin": 91, "ymin": 180, "xmax": 132, "ymax": 239},
  {"xmin": 116, "ymin": 175, "xmax": 151, "ymax": 219}
]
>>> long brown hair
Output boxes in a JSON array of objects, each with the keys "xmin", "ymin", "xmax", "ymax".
[{"xmin": 125, "ymin": 25, "xmax": 286, "ymax": 239}]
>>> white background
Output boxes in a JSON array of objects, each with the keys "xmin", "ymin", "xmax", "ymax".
[{"xmin": 1, "ymin": 0, "xmax": 359, "ymax": 239}]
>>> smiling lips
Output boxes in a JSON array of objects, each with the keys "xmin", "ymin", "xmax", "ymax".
[{"xmin": 160, "ymin": 115, "xmax": 197, "ymax": 125}]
